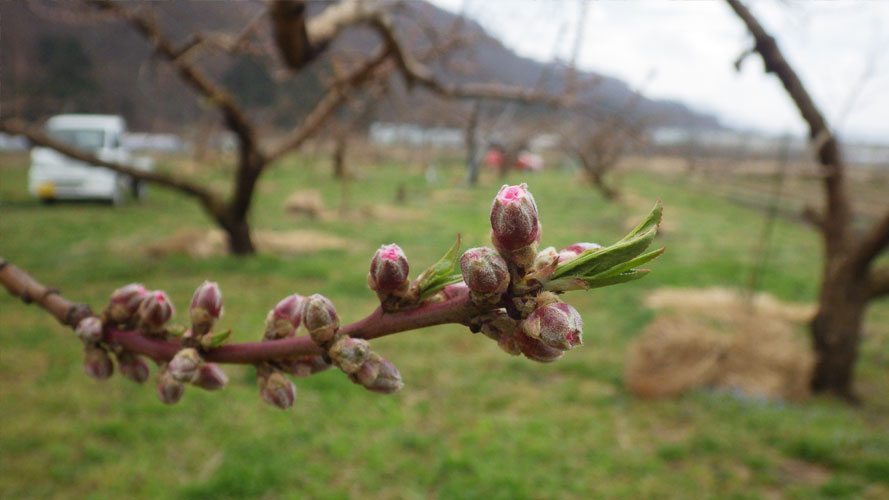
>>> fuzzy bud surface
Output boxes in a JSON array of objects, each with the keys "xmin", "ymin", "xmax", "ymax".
[
  {"xmin": 490, "ymin": 183, "xmax": 540, "ymax": 252},
  {"xmin": 76, "ymin": 316, "xmax": 104, "ymax": 344},
  {"xmin": 329, "ymin": 337, "xmax": 371, "ymax": 374},
  {"xmin": 260, "ymin": 371, "xmax": 296, "ymax": 409},
  {"xmin": 304, "ymin": 294, "xmax": 339, "ymax": 345},
  {"xmin": 368, "ymin": 244, "xmax": 410, "ymax": 292},
  {"xmin": 460, "ymin": 247, "xmax": 509, "ymax": 295},
  {"xmin": 169, "ymin": 348, "xmax": 203, "ymax": 383},
  {"xmin": 522, "ymin": 302, "xmax": 583, "ymax": 351}
]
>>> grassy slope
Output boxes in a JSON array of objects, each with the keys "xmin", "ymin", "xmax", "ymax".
[{"xmin": 1, "ymin": 153, "xmax": 887, "ymax": 500}]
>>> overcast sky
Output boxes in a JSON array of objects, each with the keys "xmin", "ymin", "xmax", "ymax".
[{"xmin": 427, "ymin": 0, "xmax": 889, "ymax": 143}]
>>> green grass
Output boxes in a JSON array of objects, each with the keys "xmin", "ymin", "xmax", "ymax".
[{"xmin": 1, "ymin": 152, "xmax": 888, "ymax": 499}]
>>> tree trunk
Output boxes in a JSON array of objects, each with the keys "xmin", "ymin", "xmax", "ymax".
[
  {"xmin": 589, "ymin": 170, "xmax": 620, "ymax": 201},
  {"xmin": 222, "ymin": 216, "xmax": 256, "ymax": 256},
  {"xmin": 332, "ymin": 134, "xmax": 347, "ymax": 179},
  {"xmin": 809, "ymin": 271, "xmax": 868, "ymax": 402}
]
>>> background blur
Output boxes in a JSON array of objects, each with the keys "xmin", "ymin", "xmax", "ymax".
[{"xmin": 1, "ymin": 1, "xmax": 888, "ymax": 499}]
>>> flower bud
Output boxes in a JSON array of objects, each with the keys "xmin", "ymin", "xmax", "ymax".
[
  {"xmin": 264, "ymin": 294, "xmax": 307, "ymax": 340},
  {"xmin": 260, "ymin": 371, "xmax": 296, "ymax": 409},
  {"xmin": 522, "ymin": 302, "xmax": 583, "ymax": 351},
  {"xmin": 348, "ymin": 353, "xmax": 383, "ymax": 386},
  {"xmin": 157, "ymin": 370, "xmax": 185, "ymax": 405},
  {"xmin": 329, "ymin": 337, "xmax": 371, "ymax": 374},
  {"xmin": 363, "ymin": 358, "xmax": 403, "ymax": 394},
  {"xmin": 194, "ymin": 363, "xmax": 228, "ymax": 391},
  {"xmin": 515, "ymin": 331, "xmax": 564, "ymax": 363},
  {"xmin": 460, "ymin": 247, "xmax": 509, "ymax": 295},
  {"xmin": 138, "ymin": 290, "xmax": 175, "ymax": 332},
  {"xmin": 76, "ymin": 316, "xmax": 104, "ymax": 344},
  {"xmin": 304, "ymin": 294, "xmax": 339, "ymax": 346},
  {"xmin": 477, "ymin": 310, "xmax": 519, "ymax": 342},
  {"xmin": 557, "ymin": 242, "xmax": 602, "ymax": 263},
  {"xmin": 84, "ymin": 345, "xmax": 114, "ymax": 379},
  {"xmin": 490, "ymin": 183, "xmax": 540, "ymax": 252},
  {"xmin": 108, "ymin": 283, "xmax": 147, "ymax": 323},
  {"xmin": 368, "ymin": 244, "xmax": 410, "ymax": 292},
  {"xmin": 497, "ymin": 330, "xmax": 522, "ymax": 356},
  {"xmin": 168, "ymin": 348, "xmax": 202, "ymax": 383},
  {"xmin": 117, "ymin": 351, "xmax": 150, "ymax": 384},
  {"xmin": 190, "ymin": 281, "xmax": 223, "ymax": 336}
]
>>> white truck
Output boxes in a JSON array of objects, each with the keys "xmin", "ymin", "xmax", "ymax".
[{"xmin": 28, "ymin": 114, "xmax": 153, "ymax": 205}]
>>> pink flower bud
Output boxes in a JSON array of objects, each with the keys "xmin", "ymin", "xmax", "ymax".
[
  {"xmin": 108, "ymin": 283, "xmax": 147, "ymax": 322},
  {"xmin": 138, "ymin": 290, "xmax": 175, "ymax": 330},
  {"xmin": 497, "ymin": 331, "xmax": 522, "ymax": 356},
  {"xmin": 363, "ymin": 358, "xmax": 403, "ymax": 394},
  {"xmin": 460, "ymin": 247, "xmax": 509, "ymax": 295},
  {"xmin": 329, "ymin": 337, "xmax": 371, "ymax": 374},
  {"xmin": 272, "ymin": 294, "xmax": 306, "ymax": 327},
  {"xmin": 490, "ymin": 183, "xmax": 540, "ymax": 252},
  {"xmin": 84, "ymin": 345, "xmax": 114, "ymax": 379},
  {"xmin": 515, "ymin": 331, "xmax": 564, "ymax": 363},
  {"xmin": 190, "ymin": 281, "xmax": 223, "ymax": 335},
  {"xmin": 304, "ymin": 294, "xmax": 339, "ymax": 345},
  {"xmin": 157, "ymin": 370, "xmax": 185, "ymax": 405},
  {"xmin": 264, "ymin": 294, "xmax": 307, "ymax": 340},
  {"xmin": 168, "ymin": 348, "xmax": 202, "ymax": 382},
  {"xmin": 194, "ymin": 363, "xmax": 228, "ymax": 391},
  {"xmin": 368, "ymin": 244, "xmax": 410, "ymax": 292},
  {"xmin": 117, "ymin": 351, "xmax": 150, "ymax": 384},
  {"xmin": 522, "ymin": 302, "xmax": 583, "ymax": 351},
  {"xmin": 557, "ymin": 242, "xmax": 602, "ymax": 263},
  {"xmin": 76, "ymin": 316, "xmax": 104, "ymax": 344},
  {"xmin": 110, "ymin": 283, "xmax": 147, "ymax": 311},
  {"xmin": 260, "ymin": 371, "xmax": 296, "ymax": 409}
]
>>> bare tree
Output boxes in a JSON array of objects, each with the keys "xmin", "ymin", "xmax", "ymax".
[
  {"xmin": 1, "ymin": 0, "xmax": 556, "ymax": 255},
  {"xmin": 727, "ymin": 0, "xmax": 889, "ymax": 401}
]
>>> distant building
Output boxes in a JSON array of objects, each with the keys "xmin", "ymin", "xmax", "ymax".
[{"xmin": 369, "ymin": 122, "xmax": 463, "ymax": 148}]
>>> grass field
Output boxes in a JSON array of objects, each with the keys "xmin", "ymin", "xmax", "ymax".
[{"xmin": 1, "ymin": 151, "xmax": 888, "ymax": 500}]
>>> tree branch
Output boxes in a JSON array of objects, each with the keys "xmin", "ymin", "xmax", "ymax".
[
  {"xmin": 849, "ymin": 209, "xmax": 889, "ymax": 273},
  {"xmin": 0, "ymin": 120, "xmax": 224, "ymax": 213},
  {"xmin": 0, "ymin": 256, "xmax": 481, "ymax": 364},
  {"xmin": 725, "ymin": 0, "xmax": 852, "ymax": 254},
  {"xmin": 267, "ymin": 44, "xmax": 395, "ymax": 163},
  {"xmin": 85, "ymin": 0, "xmax": 262, "ymax": 161},
  {"xmin": 867, "ymin": 266, "xmax": 889, "ymax": 300}
]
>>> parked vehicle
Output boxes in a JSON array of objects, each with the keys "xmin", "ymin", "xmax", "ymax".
[{"xmin": 28, "ymin": 114, "xmax": 154, "ymax": 205}]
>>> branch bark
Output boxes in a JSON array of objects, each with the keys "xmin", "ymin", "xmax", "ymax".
[
  {"xmin": 866, "ymin": 266, "xmax": 889, "ymax": 300},
  {"xmin": 0, "ymin": 256, "xmax": 481, "ymax": 365},
  {"xmin": 725, "ymin": 0, "xmax": 851, "ymax": 255}
]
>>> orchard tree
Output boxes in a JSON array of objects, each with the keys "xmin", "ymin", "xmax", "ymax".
[
  {"xmin": 0, "ymin": 0, "xmax": 555, "ymax": 255},
  {"xmin": 727, "ymin": 0, "xmax": 889, "ymax": 401},
  {"xmin": 0, "ymin": 185, "xmax": 663, "ymax": 407}
]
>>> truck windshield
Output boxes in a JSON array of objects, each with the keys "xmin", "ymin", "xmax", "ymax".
[{"xmin": 48, "ymin": 129, "xmax": 105, "ymax": 152}]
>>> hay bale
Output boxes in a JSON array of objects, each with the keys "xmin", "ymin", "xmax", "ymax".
[
  {"xmin": 284, "ymin": 189, "xmax": 325, "ymax": 218},
  {"xmin": 626, "ymin": 287, "xmax": 815, "ymax": 401},
  {"xmin": 625, "ymin": 315, "xmax": 727, "ymax": 398}
]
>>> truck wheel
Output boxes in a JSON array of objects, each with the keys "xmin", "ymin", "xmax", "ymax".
[{"xmin": 131, "ymin": 179, "xmax": 147, "ymax": 201}]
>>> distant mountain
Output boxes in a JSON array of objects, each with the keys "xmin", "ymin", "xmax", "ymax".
[{"xmin": 0, "ymin": 0, "xmax": 721, "ymax": 132}]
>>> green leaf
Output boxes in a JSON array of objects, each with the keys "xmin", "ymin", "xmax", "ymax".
[
  {"xmin": 586, "ymin": 247, "xmax": 665, "ymax": 281},
  {"xmin": 419, "ymin": 274, "xmax": 464, "ymax": 299},
  {"xmin": 201, "ymin": 329, "xmax": 232, "ymax": 349},
  {"xmin": 551, "ymin": 227, "xmax": 656, "ymax": 280},
  {"xmin": 583, "ymin": 269, "xmax": 651, "ymax": 289},
  {"xmin": 416, "ymin": 234, "xmax": 462, "ymax": 298},
  {"xmin": 619, "ymin": 199, "xmax": 662, "ymax": 243}
]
